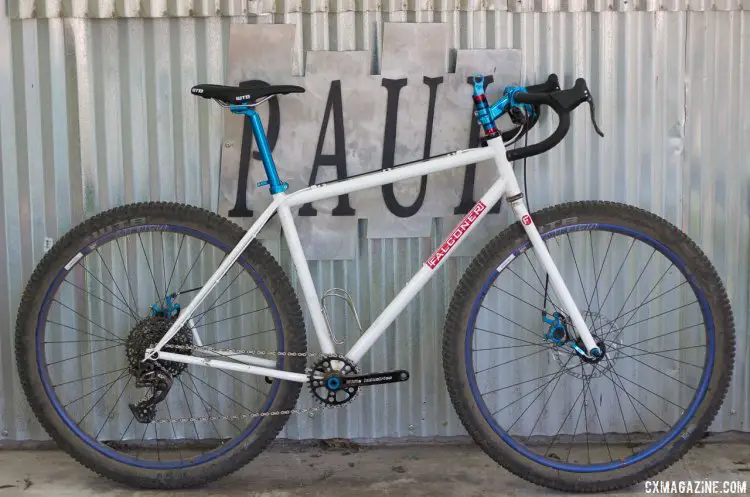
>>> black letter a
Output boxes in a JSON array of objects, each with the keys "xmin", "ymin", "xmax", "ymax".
[{"xmin": 299, "ymin": 80, "xmax": 355, "ymax": 216}]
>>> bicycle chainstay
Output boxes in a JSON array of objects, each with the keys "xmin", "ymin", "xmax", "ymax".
[{"xmin": 144, "ymin": 344, "xmax": 395, "ymax": 424}]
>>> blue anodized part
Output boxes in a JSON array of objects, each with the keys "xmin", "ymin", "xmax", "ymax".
[
  {"xmin": 472, "ymin": 74, "xmax": 487, "ymax": 99},
  {"xmin": 542, "ymin": 312, "xmax": 568, "ymax": 346},
  {"xmin": 151, "ymin": 294, "xmax": 181, "ymax": 318},
  {"xmin": 471, "ymin": 74, "xmax": 497, "ymax": 135},
  {"xmin": 326, "ymin": 377, "xmax": 341, "ymax": 390},
  {"xmin": 229, "ymin": 105, "xmax": 289, "ymax": 195},
  {"xmin": 471, "ymin": 74, "xmax": 536, "ymax": 134}
]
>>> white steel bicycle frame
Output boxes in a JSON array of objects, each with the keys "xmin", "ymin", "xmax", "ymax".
[{"xmin": 146, "ymin": 136, "xmax": 599, "ymax": 383}]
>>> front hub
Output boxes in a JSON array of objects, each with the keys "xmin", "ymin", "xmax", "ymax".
[
  {"xmin": 576, "ymin": 338, "xmax": 607, "ymax": 364},
  {"xmin": 549, "ymin": 311, "xmax": 622, "ymax": 380}
]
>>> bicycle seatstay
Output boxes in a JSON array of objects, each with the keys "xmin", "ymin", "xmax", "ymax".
[{"xmin": 146, "ymin": 77, "xmax": 602, "ymax": 380}]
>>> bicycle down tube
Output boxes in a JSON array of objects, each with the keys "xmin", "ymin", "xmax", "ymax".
[{"xmin": 147, "ymin": 138, "xmax": 599, "ymax": 382}]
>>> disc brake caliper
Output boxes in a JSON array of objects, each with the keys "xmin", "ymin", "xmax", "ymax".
[{"xmin": 542, "ymin": 311, "xmax": 568, "ymax": 346}]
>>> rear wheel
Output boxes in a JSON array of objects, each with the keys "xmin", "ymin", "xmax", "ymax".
[
  {"xmin": 443, "ymin": 201, "xmax": 734, "ymax": 492},
  {"xmin": 15, "ymin": 202, "xmax": 307, "ymax": 489}
]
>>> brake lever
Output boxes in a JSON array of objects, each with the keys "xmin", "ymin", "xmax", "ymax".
[{"xmin": 587, "ymin": 94, "xmax": 604, "ymax": 137}]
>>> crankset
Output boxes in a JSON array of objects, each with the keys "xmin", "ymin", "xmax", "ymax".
[
  {"xmin": 338, "ymin": 370, "xmax": 410, "ymax": 387},
  {"xmin": 309, "ymin": 355, "xmax": 410, "ymax": 407}
]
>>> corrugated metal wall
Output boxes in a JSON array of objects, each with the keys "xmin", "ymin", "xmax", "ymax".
[{"xmin": 1, "ymin": 0, "xmax": 748, "ymax": 442}]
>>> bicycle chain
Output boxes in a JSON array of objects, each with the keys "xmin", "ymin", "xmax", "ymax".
[{"xmin": 147, "ymin": 344, "xmax": 348, "ymax": 424}]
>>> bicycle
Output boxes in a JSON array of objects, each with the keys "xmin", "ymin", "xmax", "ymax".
[{"xmin": 15, "ymin": 72, "xmax": 734, "ymax": 493}]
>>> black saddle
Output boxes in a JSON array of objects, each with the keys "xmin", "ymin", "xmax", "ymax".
[{"xmin": 191, "ymin": 84, "xmax": 305, "ymax": 105}]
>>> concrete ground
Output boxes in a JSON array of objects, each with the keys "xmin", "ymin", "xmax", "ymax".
[{"xmin": 0, "ymin": 438, "xmax": 748, "ymax": 497}]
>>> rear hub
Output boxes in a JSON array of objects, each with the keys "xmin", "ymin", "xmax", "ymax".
[{"xmin": 125, "ymin": 316, "xmax": 193, "ymax": 378}]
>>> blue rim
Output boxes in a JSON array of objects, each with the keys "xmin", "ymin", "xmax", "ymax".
[
  {"xmin": 465, "ymin": 223, "xmax": 715, "ymax": 473},
  {"xmin": 35, "ymin": 224, "xmax": 285, "ymax": 470}
]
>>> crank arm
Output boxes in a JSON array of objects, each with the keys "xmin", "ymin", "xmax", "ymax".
[{"xmin": 340, "ymin": 370, "xmax": 410, "ymax": 387}]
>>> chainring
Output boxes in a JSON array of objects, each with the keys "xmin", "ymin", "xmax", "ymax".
[{"xmin": 308, "ymin": 355, "xmax": 359, "ymax": 406}]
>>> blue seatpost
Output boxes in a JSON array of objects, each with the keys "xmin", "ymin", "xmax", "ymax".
[{"xmin": 230, "ymin": 105, "xmax": 288, "ymax": 195}]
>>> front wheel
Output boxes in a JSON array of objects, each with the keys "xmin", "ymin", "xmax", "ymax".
[{"xmin": 443, "ymin": 201, "xmax": 734, "ymax": 492}]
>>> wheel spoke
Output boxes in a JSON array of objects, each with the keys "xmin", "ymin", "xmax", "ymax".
[
  {"xmin": 165, "ymin": 234, "xmax": 186, "ymax": 296},
  {"xmin": 138, "ymin": 233, "xmax": 163, "ymax": 308},
  {"xmin": 596, "ymin": 238, "xmax": 637, "ymax": 313},
  {"xmin": 478, "ymin": 306, "xmax": 547, "ymax": 343},
  {"xmin": 95, "ymin": 248, "xmax": 138, "ymax": 321},
  {"xmin": 614, "ymin": 343, "xmax": 705, "ymax": 368},
  {"xmin": 481, "ymin": 369, "xmax": 569, "ymax": 397},
  {"xmin": 520, "ymin": 253, "xmax": 565, "ymax": 315},
  {"xmin": 178, "ymin": 379, "xmax": 202, "ymax": 443},
  {"xmin": 46, "ymin": 320, "xmax": 124, "ymax": 344},
  {"xmin": 48, "ymin": 343, "xmax": 123, "ymax": 366},
  {"xmin": 584, "ymin": 370, "xmax": 612, "ymax": 461},
  {"xmin": 594, "ymin": 362, "xmax": 670, "ymax": 430},
  {"xmin": 606, "ymin": 368, "xmax": 686, "ymax": 410},
  {"xmin": 624, "ymin": 322, "xmax": 704, "ymax": 348},
  {"xmin": 611, "ymin": 301, "xmax": 697, "ymax": 336},
  {"xmin": 474, "ymin": 327, "xmax": 553, "ymax": 349},
  {"xmin": 601, "ymin": 263, "xmax": 674, "ymax": 342},
  {"xmin": 602, "ymin": 248, "xmax": 657, "ymax": 339},
  {"xmin": 182, "ymin": 375, "xmax": 242, "ymax": 435},
  {"xmin": 543, "ymin": 385, "xmax": 585, "ymax": 458},
  {"xmin": 174, "ymin": 240, "xmax": 208, "ymax": 298},
  {"xmin": 507, "ymin": 266, "xmax": 564, "ymax": 315},
  {"xmin": 192, "ymin": 306, "xmax": 270, "ymax": 329},
  {"xmin": 115, "ymin": 237, "xmax": 139, "ymax": 315},
  {"xmin": 52, "ymin": 367, "xmax": 128, "ymax": 388},
  {"xmin": 201, "ymin": 328, "xmax": 276, "ymax": 348},
  {"xmin": 599, "ymin": 280, "xmax": 688, "ymax": 337},
  {"xmin": 95, "ymin": 377, "xmax": 131, "ymax": 439},
  {"xmin": 191, "ymin": 267, "xmax": 248, "ymax": 327},
  {"xmin": 63, "ymin": 279, "xmax": 135, "ymax": 321},
  {"xmin": 490, "ymin": 284, "xmax": 551, "ymax": 315},
  {"xmin": 177, "ymin": 377, "xmax": 227, "ymax": 437},
  {"xmin": 566, "ymin": 234, "xmax": 590, "ymax": 315},
  {"xmin": 52, "ymin": 299, "xmax": 124, "ymax": 342},
  {"xmin": 581, "ymin": 366, "xmax": 591, "ymax": 464},
  {"xmin": 76, "ymin": 263, "xmax": 139, "ymax": 321},
  {"xmin": 518, "ymin": 355, "xmax": 574, "ymax": 440},
  {"xmin": 587, "ymin": 231, "xmax": 613, "ymax": 313},
  {"xmin": 62, "ymin": 371, "xmax": 128, "ymax": 409},
  {"xmin": 475, "ymin": 347, "xmax": 550, "ymax": 375},
  {"xmin": 216, "ymin": 369, "xmax": 268, "ymax": 400}
]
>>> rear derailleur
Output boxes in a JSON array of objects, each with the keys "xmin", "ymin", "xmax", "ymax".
[{"xmin": 128, "ymin": 361, "xmax": 173, "ymax": 424}]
